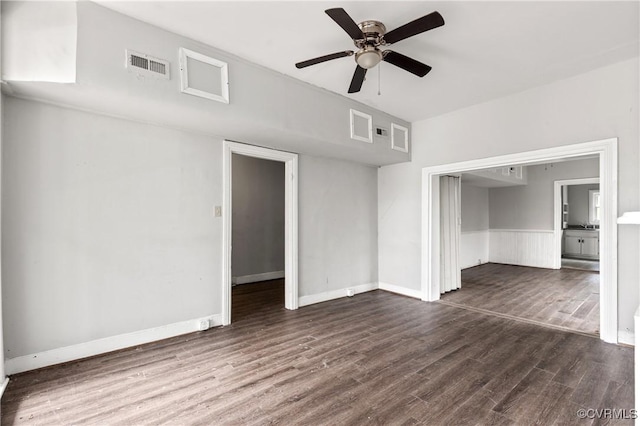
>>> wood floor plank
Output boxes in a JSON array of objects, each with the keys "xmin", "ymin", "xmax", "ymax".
[
  {"xmin": 2, "ymin": 280, "xmax": 632, "ymax": 425},
  {"xmin": 592, "ymin": 381, "xmax": 635, "ymax": 426},
  {"xmin": 440, "ymin": 388, "xmax": 501, "ymax": 426},
  {"xmin": 531, "ymin": 380, "xmax": 575, "ymax": 425},
  {"xmin": 491, "ymin": 367, "xmax": 555, "ymax": 419},
  {"xmin": 482, "ymin": 354, "xmax": 540, "ymax": 402},
  {"xmin": 570, "ymin": 365, "xmax": 621, "ymax": 410}
]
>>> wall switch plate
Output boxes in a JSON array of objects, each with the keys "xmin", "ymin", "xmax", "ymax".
[{"xmin": 214, "ymin": 206, "xmax": 222, "ymax": 217}]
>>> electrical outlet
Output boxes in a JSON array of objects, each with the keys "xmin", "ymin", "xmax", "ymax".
[
  {"xmin": 197, "ymin": 319, "xmax": 210, "ymax": 331},
  {"xmin": 214, "ymin": 206, "xmax": 222, "ymax": 217}
]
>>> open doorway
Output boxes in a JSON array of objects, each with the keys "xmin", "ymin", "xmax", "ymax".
[
  {"xmin": 554, "ymin": 178, "xmax": 600, "ymax": 273},
  {"xmin": 222, "ymin": 141, "xmax": 298, "ymax": 325},
  {"xmin": 230, "ymin": 154, "xmax": 285, "ymax": 321},
  {"xmin": 438, "ymin": 159, "xmax": 601, "ymax": 336},
  {"xmin": 422, "ymin": 138, "xmax": 618, "ymax": 343}
]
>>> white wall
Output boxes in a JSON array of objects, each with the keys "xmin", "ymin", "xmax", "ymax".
[
  {"xmin": 299, "ymin": 155, "xmax": 378, "ymax": 297},
  {"xmin": 486, "ymin": 159, "xmax": 599, "ymax": 269},
  {"xmin": 2, "ymin": 1, "xmax": 410, "ymax": 167},
  {"xmin": 1, "ymin": 1, "xmax": 384, "ymax": 372},
  {"xmin": 489, "ymin": 159, "xmax": 599, "ymax": 230},
  {"xmin": 378, "ymin": 58, "xmax": 639, "ymax": 335},
  {"xmin": 231, "ymin": 155, "xmax": 284, "ymax": 281},
  {"xmin": 460, "ymin": 160, "xmax": 599, "ymax": 270},
  {"xmin": 460, "ymin": 183, "xmax": 489, "ymax": 268},
  {"xmin": 1, "ymin": 1, "xmax": 77, "ymax": 82},
  {"xmin": 2, "ymin": 97, "xmax": 221, "ymax": 359},
  {"xmin": 1, "ymin": 96, "xmax": 379, "ymax": 365},
  {"xmin": 461, "ymin": 183, "xmax": 489, "ymax": 232}
]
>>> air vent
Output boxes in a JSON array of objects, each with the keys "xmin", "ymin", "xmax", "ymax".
[
  {"xmin": 130, "ymin": 54, "xmax": 148, "ymax": 70},
  {"xmin": 126, "ymin": 50, "xmax": 170, "ymax": 80},
  {"xmin": 149, "ymin": 60, "xmax": 166, "ymax": 75}
]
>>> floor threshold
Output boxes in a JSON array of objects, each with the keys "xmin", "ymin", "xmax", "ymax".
[{"xmin": 436, "ymin": 299, "xmax": 601, "ymax": 341}]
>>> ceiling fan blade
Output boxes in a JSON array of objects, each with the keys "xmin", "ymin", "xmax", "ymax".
[
  {"xmin": 383, "ymin": 51, "xmax": 432, "ymax": 77},
  {"xmin": 348, "ymin": 65, "xmax": 367, "ymax": 93},
  {"xmin": 325, "ymin": 8, "xmax": 364, "ymax": 40},
  {"xmin": 383, "ymin": 11, "xmax": 444, "ymax": 44},
  {"xmin": 295, "ymin": 51, "xmax": 354, "ymax": 69}
]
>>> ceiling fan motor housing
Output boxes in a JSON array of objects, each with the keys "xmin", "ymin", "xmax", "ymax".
[
  {"xmin": 358, "ymin": 20, "xmax": 386, "ymax": 39},
  {"xmin": 355, "ymin": 20, "xmax": 386, "ymax": 68}
]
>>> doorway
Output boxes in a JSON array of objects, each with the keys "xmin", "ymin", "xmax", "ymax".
[
  {"xmin": 553, "ymin": 178, "xmax": 600, "ymax": 272},
  {"xmin": 222, "ymin": 141, "xmax": 298, "ymax": 325},
  {"xmin": 440, "ymin": 161, "xmax": 601, "ymax": 336},
  {"xmin": 422, "ymin": 138, "xmax": 618, "ymax": 343},
  {"xmin": 231, "ymin": 154, "xmax": 285, "ymax": 320}
]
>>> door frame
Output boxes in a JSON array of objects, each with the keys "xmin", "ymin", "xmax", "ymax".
[
  {"xmin": 553, "ymin": 177, "xmax": 600, "ymax": 269},
  {"xmin": 421, "ymin": 138, "xmax": 618, "ymax": 343},
  {"xmin": 222, "ymin": 141, "xmax": 298, "ymax": 325}
]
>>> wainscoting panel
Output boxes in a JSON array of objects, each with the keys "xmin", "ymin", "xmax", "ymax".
[
  {"xmin": 489, "ymin": 229, "xmax": 555, "ymax": 269},
  {"xmin": 460, "ymin": 230, "xmax": 490, "ymax": 269}
]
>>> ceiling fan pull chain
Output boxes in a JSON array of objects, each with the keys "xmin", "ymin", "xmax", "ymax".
[{"xmin": 378, "ymin": 64, "xmax": 381, "ymax": 96}]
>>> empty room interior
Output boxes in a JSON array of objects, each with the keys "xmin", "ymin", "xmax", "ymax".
[
  {"xmin": 440, "ymin": 157, "xmax": 602, "ymax": 336},
  {"xmin": 0, "ymin": 1, "xmax": 639, "ymax": 424}
]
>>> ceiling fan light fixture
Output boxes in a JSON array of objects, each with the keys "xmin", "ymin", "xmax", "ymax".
[
  {"xmin": 355, "ymin": 48, "xmax": 382, "ymax": 69},
  {"xmin": 297, "ymin": 8, "xmax": 445, "ymax": 93}
]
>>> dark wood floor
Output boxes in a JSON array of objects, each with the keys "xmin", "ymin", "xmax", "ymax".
[
  {"xmin": 232, "ymin": 279, "xmax": 285, "ymax": 322},
  {"xmin": 2, "ymin": 281, "xmax": 632, "ymax": 425},
  {"xmin": 441, "ymin": 263, "xmax": 600, "ymax": 335}
]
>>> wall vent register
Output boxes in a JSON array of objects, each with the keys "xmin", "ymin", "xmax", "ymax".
[
  {"xmin": 179, "ymin": 48, "xmax": 230, "ymax": 104},
  {"xmin": 350, "ymin": 109, "xmax": 373, "ymax": 143},
  {"xmin": 391, "ymin": 123, "xmax": 409, "ymax": 153},
  {"xmin": 126, "ymin": 50, "xmax": 170, "ymax": 79}
]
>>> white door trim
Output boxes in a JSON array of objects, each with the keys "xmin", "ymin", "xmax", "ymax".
[
  {"xmin": 222, "ymin": 141, "xmax": 299, "ymax": 325},
  {"xmin": 421, "ymin": 138, "xmax": 618, "ymax": 343},
  {"xmin": 553, "ymin": 177, "xmax": 600, "ymax": 270}
]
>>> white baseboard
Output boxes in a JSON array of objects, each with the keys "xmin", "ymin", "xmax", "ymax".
[
  {"xmin": 618, "ymin": 329, "xmax": 635, "ymax": 346},
  {"xmin": 298, "ymin": 282, "xmax": 378, "ymax": 307},
  {"xmin": 232, "ymin": 270, "xmax": 285, "ymax": 285},
  {"xmin": 5, "ymin": 314, "xmax": 222, "ymax": 375},
  {"xmin": 0, "ymin": 377, "xmax": 9, "ymax": 400},
  {"xmin": 378, "ymin": 282, "xmax": 422, "ymax": 299}
]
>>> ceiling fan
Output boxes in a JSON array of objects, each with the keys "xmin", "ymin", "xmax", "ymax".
[{"xmin": 295, "ymin": 8, "xmax": 445, "ymax": 93}]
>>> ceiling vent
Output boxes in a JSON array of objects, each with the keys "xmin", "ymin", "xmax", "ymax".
[{"xmin": 126, "ymin": 50, "xmax": 170, "ymax": 80}]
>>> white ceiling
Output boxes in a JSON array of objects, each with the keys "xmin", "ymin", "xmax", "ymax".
[{"xmin": 98, "ymin": 1, "xmax": 639, "ymax": 122}]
